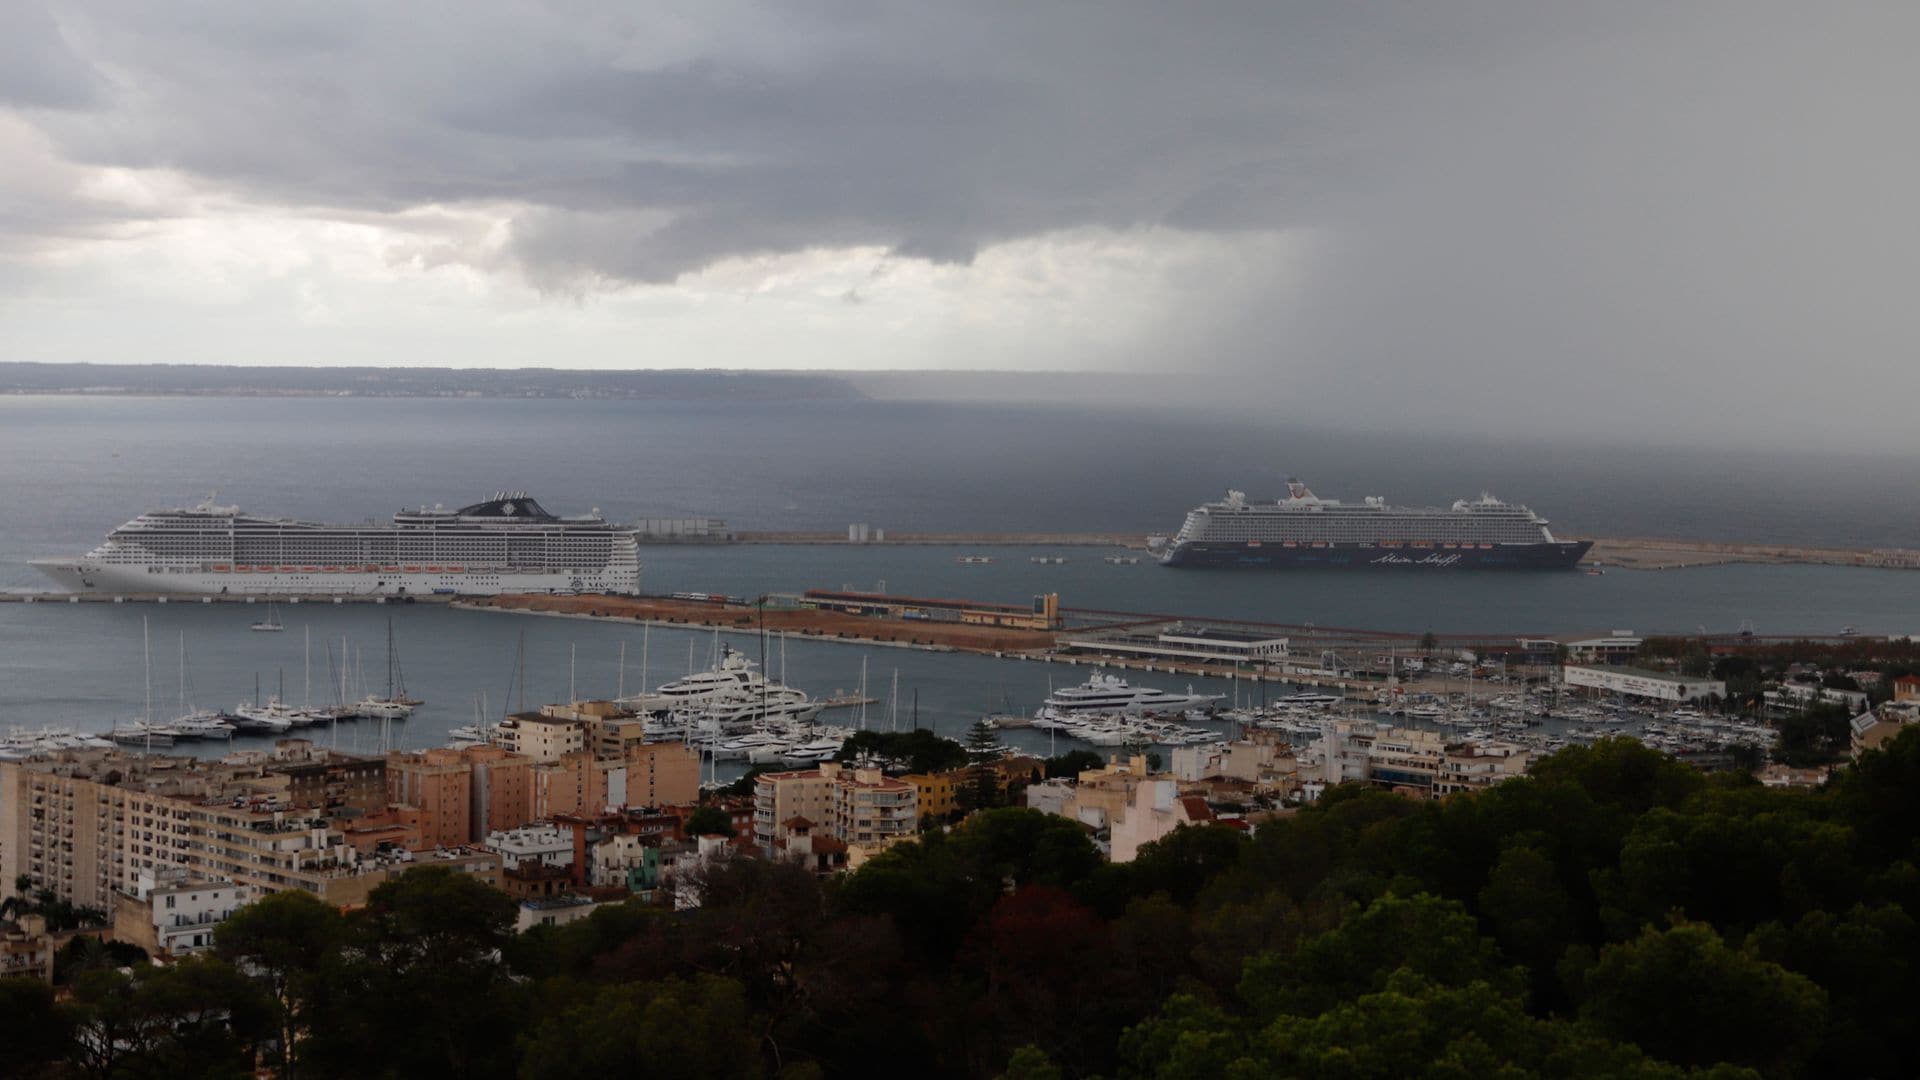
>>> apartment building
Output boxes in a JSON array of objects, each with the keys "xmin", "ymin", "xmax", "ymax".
[
  {"xmin": 0, "ymin": 914, "xmax": 56, "ymax": 982},
  {"xmin": 899, "ymin": 771, "xmax": 958, "ymax": 822},
  {"xmin": 495, "ymin": 713, "xmax": 588, "ymax": 762},
  {"xmin": 110, "ymin": 867, "xmax": 250, "ymax": 957},
  {"xmin": 829, "ymin": 767, "xmax": 918, "ymax": 844},
  {"xmin": 0, "ymin": 744, "xmax": 496, "ymax": 911},
  {"xmin": 1311, "ymin": 721, "xmax": 1530, "ymax": 799},
  {"xmin": 1111, "ymin": 780, "xmax": 1216, "ymax": 863},
  {"xmin": 753, "ymin": 763, "xmax": 917, "ymax": 852},
  {"xmin": 484, "ymin": 706, "xmax": 699, "ymax": 819},
  {"xmin": 387, "ymin": 748, "xmax": 473, "ymax": 849}
]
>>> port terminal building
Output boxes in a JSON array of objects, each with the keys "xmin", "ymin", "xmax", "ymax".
[
  {"xmin": 799, "ymin": 589, "xmax": 1061, "ymax": 631},
  {"xmin": 633, "ymin": 517, "xmax": 731, "ymax": 542},
  {"xmin": 1562, "ymin": 664, "xmax": 1724, "ymax": 703},
  {"xmin": 1060, "ymin": 623, "xmax": 1290, "ymax": 665}
]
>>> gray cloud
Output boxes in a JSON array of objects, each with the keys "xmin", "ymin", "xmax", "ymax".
[
  {"xmin": 0, "ymin": 2, "xmax": 103, "ymax": 109},
  {"xmin": 5, "ymin": 2, "xmax": 1920, "ymax": 446}
]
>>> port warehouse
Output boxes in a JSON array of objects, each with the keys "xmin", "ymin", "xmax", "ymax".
[
  {"xmin": 632, "ymin": 517, "xmax": 730, "ymax": 541},
  {"xmin": 1060, "ymin": 624, "xmax": 1293, "ymax": 664},
  {"xmin": 788, "ymin": 589, "xmax": 1061, "ymax": 631},
  {"xmin": 1562, "ymin": 664, "xmax": 1726, "ymax": 703}
]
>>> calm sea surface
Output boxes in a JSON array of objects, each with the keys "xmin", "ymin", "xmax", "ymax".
[{"xmin": 2, "ymin": 395, "xmax": 1917, "ymax": 751}]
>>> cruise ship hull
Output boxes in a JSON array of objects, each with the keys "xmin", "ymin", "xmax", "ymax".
[
  {"xmin": 1159, "ymin": 540, "xmax": 1592, "ymax": 569},
  {"xmin": 30, "ymin": 560, "xmax": 639, "ymax": 597}
]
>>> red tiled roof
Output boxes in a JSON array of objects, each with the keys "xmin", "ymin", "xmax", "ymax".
[{"xmin": 1179, "ymin": 796, "xmax": 1215, "ymax": 822}]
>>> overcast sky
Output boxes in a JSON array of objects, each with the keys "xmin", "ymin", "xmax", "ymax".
[{"xmin": 2, "ymin": 3, "xmax": 1917, "ymax": 446}]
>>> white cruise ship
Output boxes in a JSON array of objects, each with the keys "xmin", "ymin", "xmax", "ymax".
[
  {"xmin": 1044, "ymin": 671, "xmax": 1223, "ymax": 715},
  {"xmin": 34, "ymin": 492, "xmax": 641, "ymax": 597}
]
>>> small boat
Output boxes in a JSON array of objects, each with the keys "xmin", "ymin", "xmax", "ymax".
[
  {"xmin": 956, "ymin": 555, "xmax": 994, "ymax": 564},
  {"xmin": 250, "ymin": 601, "xmax": 285, "ymax": 632},
  {"xmin": 1103, "ymin": 554, "xmax": 1140, "ymax": 565}
]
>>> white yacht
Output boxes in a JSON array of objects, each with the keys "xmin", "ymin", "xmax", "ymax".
[
  {"xmin": 622, "ymin": 646, "xmax": 783, "ymax": 711},
  {"xmin": 230, "ymin": 698, "xmax": 303, "ymax": 732},
  {"xmin": 1043, "ymin": 671, "xmax": 1222, "ymax": 715},
  {"xmin": 626, "ymin": 645, "xmax": 822, "ymax": 735}
]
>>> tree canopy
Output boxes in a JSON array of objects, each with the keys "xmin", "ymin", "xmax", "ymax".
[{"xmin": 11, "ymin": 729, "xmax": 1920, "ymax": 1077}]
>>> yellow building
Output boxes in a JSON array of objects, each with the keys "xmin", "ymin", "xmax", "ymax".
[{"xmin": 899, "ymin": 772, "xmax": 958, "ymax": 822}]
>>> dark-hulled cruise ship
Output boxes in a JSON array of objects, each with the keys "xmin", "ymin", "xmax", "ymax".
[{"xmin": 1156, "ymin": 480, "xmax": 1591, "ymax": 569}]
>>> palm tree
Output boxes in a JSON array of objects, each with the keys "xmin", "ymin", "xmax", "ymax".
[{"xmin": 0, "ymin": 874, "xmax": 33, "ymax": 921}]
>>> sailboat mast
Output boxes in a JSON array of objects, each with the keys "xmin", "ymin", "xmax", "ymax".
[
  {"xmin": 617, "ymin": 640, "xmax": 626, "ymax": 700},
  {"xmin": 304, "ymin": 625, "xmax": 312, "ymax": 708},
  {"xmin": 141, "ymin": 615, "xmax": 153, "ymax": 752},
  {"xmin": 858, "ymin": 656, "xmax": 868, "ymax": 731},
  {"xmin": 569, "ymin": 643, "xmax": 577, "ymax": 705}
]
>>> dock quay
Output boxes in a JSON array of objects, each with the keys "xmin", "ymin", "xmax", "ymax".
[
  {"xmin": 673, "ymin": 530, "xmax": 1915, "ymax": 570},
  {"xmin": 1584, "ymin": 537, "xmax": 1920, "ymax": 571},
  {"xmin": 0, "ymin": 591, "xmax": 457, "ymax": 605},
  {"xmin": 724, "ymin": 530, "xmax": 1147, "ymax": 547}
]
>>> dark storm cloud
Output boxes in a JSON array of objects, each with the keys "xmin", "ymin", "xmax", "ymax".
[
  {"xmin": 24, "ymin": 0, "xmax": 1446, "ymax": 282},
  {"xmin": 7, "ymin": 1, "xmax": 1920, "ymax": 445}
]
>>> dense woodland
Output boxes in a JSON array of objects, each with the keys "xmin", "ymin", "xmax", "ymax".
[{"xmin": 5, "ymin": 729, "xmax": 1920, "ymax": 1078}]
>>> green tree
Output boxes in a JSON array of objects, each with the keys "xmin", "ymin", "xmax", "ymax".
[
  {"xmin": 0, "ymin": 873, "xmax": 33, "ymax": 920},
  {"xmin": 685, "ymin": 804, "xmax": 735, "ymax": 836},
  {"xmin": 1478, "ymin": 842, "xmax": 1578, "ymax": 1007},
  {"xmin": 304, "ymin": 867, "xmax": 520, "ymax": 1079},
  {"xmin": 1578, "ymin": 922, "xmax": 1827, "ymax": 1076},
  {"xmin": 0, "ymin": 976, "xmax": 70, "ymax": 1075},
  {"xmin": 949, "ymin": 808, "xmax": 1104, "ymax": 893},
  {"xmin": 1001, "ymin": 1043, "xmax": 1063, "ymax": 1080},
  {"xmin": 836, "ymin": 728, "xmax": 968, "ymax": 774},
  {"xmin": 520, "ymin": 976, "xmax": 762, "ymax": 1080},
  {"xmin": 1239, "ymin": 892, "xmax": 1521, "ymax": 1019},
  {"xmin": 959, "ymin": 718, "xmax": 1004, "ymax": 812},
  {"xmin": 215, "ymin": 888, "xmax": 345, "ymax": 1080},
  {"xmin": 1773, "ymin": 702, "xmax": 1854, "ymax": 765},
  {"xmin": 1042, "ymin": 750, "xmax": 1102, "ymax": 779}
]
